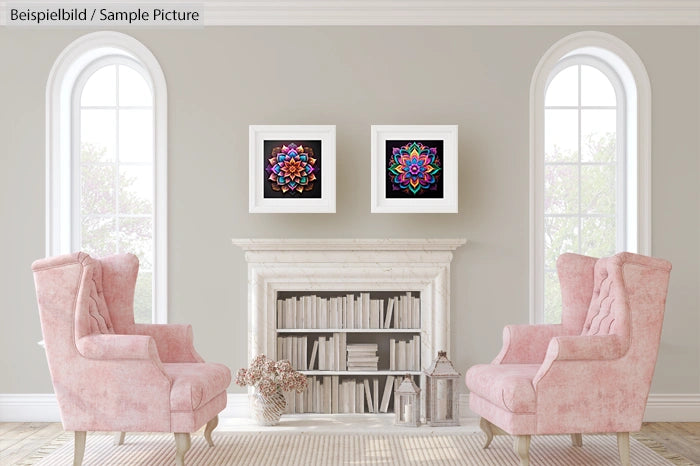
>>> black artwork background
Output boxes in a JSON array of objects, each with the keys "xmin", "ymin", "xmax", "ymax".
[
  {"xmin": 263, "ymin": 140, "xmax": 322, "ymax": 199},
  {"xmin": 385, "ymin": 139, "xmax": 444, "ymax": 199}
]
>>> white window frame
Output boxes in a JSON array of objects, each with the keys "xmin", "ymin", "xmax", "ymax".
[
  {"xmin": 46, "ymin": 31, "xmax": 168, "ymax": 324},
  {"xmin": 530, "ymin": 31, "xmax": 652, "ymax": 323}
]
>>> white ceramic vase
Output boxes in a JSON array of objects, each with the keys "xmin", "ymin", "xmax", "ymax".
[{"xmin": 251, "ymin": 388, "xmax": 286, "ymax": 426}]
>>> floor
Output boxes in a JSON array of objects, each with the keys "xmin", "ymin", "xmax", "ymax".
[{"xmin": 0, "ymin": 419, "xmax": 698, "ymax": 465}]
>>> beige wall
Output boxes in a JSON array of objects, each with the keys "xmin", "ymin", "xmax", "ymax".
[{"xmin": 0, "ymin": 26, "xmax": 697, "ymax": 395}]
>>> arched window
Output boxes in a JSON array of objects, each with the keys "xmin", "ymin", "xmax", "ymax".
[
  {"xmin": 47, "ymin": 32, "xmax": 167, "ymax": 323},
  {"xmin": 531, "ymin": 31, "xmax": 651, "ymax": 323}
]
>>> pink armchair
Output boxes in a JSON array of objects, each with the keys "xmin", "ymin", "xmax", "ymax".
[
  {"xmin": 32, "ymin": 252, "xmax": 231, "ymax": 466},
  {"xmin": 465, "ymin": 252, "xmax": 671, "ymax": 466}
]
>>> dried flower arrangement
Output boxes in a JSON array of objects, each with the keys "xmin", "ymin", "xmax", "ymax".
[{"xmin": 235, "ymin": 354, "xmax": 308, "ymax": 397}]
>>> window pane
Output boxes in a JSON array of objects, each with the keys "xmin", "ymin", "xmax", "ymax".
[
  {"xmin": 133, "ymin": 271, "xmax": 152, "ymax": 324},
  {"xmin": 119, "ymin": 165, "xmax": 153, "ymax": 215},
  {"xmin": 545, "ymin": 109, "xmax": 578, "ymax": 162},
  {"xmin": 544, "ymin": 271, "xmax": 562, "ymax": 324},
  {"xmin": 581, "ymin": 216, "xmax": 616, "ymax": 258},
  {"xmin": 544, "ymin": 216, "xmax": 579, "ymax": 269},
  {"xmin": 119, "ymin": 109, "xmax": 153, "ymax": 164},
  {"xmin": 118, "ymin": 65, "xmax": 152, "ymax": 107},
  {"xmin": 581, "ymin": 165, "xmax": 616, "ymax": 215},
  {"xmin": 581, "ymin": 109, "xmax": 616, "ymax": 162},
  {"xmin": 581, "ymin": 65, "xmax": 616, "ymax": 107},
  {"xmin": 80, "ymin": 158, "xmax": 115, "ymax": 216},
  {"xmin": 119, "ymin": 217, "xmax": 153, "ymax": 269},
  {"xmin": 545, "ymin": 65, "xmax": 578, "ymax": 107},
  {"xmin": 81, "ymin": 65, "xmax": 116, "ymax": 107},
  {"xmin": 545, "ymin": 165, "xmax": 579, "ymax": 214},
  {"xmin": 81, "ymin": 216, "xmax": 117, "ymax": 257},
  {"xmin": 72, "ymin": 57, "xmax": 158, "ymax": 324},
  {"xmin": 81, "ymin": 109, "xmax": 116, "ymax": 161}
]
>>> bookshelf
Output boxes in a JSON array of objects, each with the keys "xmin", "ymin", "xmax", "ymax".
[
  {"xmin": 233, "ymin": 238, "xmax": 467, "ymax": 422},
  {"xmin": 276, "ymin": 291, "xmax": 421, "ymax": 415}
]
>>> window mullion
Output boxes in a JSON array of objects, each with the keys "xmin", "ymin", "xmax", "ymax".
[
  {"xmin": 115, "ymin": 65, "xmax": 121, "ymax": 254},
  {"xmin": 577, "ymin": 64, "xmax": 582, "ymax": 255}
]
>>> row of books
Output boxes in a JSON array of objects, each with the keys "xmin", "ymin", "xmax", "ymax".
[
  {"xmin": 277, "ymin": 334, "xmax": 348, "ymax": 371},
  {"xmin": 278, "ymin": 334, "xmax": 422, "ymax": 372},
  {"xmin": 277, "ymin": 293, "xmax": 420, "ymax": 329},
  {"xmin": 389, "ymin": 336, "xmax": 421, "ymax": 371},
  {"xmin": 284, "ymin": 375, "xmax": 400, "ymax": 414}
]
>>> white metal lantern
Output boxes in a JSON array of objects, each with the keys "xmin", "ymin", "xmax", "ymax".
[
  {"xmin": 394, "ymin": 374, "xmax": 421, "ymax": 427},
  {"xmin": 424, "ymin": 350, "xmax": 460, "ymax": 426}
]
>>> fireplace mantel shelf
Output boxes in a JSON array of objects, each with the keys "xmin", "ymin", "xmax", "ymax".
[{"xmin": 232, "ymin": 238, "xmax": 466, "ymax": 252}]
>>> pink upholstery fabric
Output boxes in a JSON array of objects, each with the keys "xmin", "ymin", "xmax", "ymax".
[
  {"xmin": 164, "ymin": 363, "xmax": 231, "ymax": 411},
  {"xmin": 557, "ymin": 253, "xmax": 597, "ymax": 334},
  {"xmin": 172, "ymin": 391, "xmax": 228, "ymax": 433},
  {"xmin": 492, "ymin": 324, "xmax": 562, "ymax": 364},
  {"xmin": 32, "ymin": 252, "xmax": 231, "ymax": 434},
  {"xmin": 466, "ymin": 252, "xmax": 671, "ymax": 436},
  {"xmin": 134, "ymin": 324, "xmax": 205, "ymax": 363},
  {"xmin": 469, "ymin": 392, "xmax": 536, "ymax": 435},
  {"xmin": 465, "ymin": 364, "xmax": 539, "ymax": 413}
]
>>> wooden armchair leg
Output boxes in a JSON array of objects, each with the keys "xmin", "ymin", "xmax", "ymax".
[
  {"xmin": 479, "ymin": 417, "xmax": 495, "ymax": 449},
  {"xmin": 114, "ymin": 432, "xmax": 126, "ymax": 446},
  {"xmin": 617, "ymin": 432, "xmax": 630, "ymax": 466},
  {"xmin": 571, "ymin": 433, "xmax": 583, "ymax": 447},
  {"xmin": 174, "ymin": 432, "xmax": 191, "ymax": 466},
  {"xmin": 513, "ymin": 435, "xmax": 531, "ymax": 466},
  {"xmin": 204, "ymin": 415, "xmax": 219, "ymax": 447},
  {"xmin": 73, "ymin": 431, "xmax": 86, "ymax": 466}
]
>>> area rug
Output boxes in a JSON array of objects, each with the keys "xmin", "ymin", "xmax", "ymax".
[{"xmin": 31, "ymin": 431, "xmax": 674, "ymax": 466}]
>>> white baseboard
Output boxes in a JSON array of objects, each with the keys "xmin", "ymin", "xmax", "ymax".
[
  {"xmin": 0, "ymin": 394, "xmax": 62, "ymax": 422},
  {"xmin": 221, "ymin": 393, "xmax": 250, "ymax": 419},
  {"xmin": 643, "ymin": 394, "xmax": 700, "ymax": 422},
  {"xmin": 2, "ymin": 392, "xmax": 700, "ymax": 423}
]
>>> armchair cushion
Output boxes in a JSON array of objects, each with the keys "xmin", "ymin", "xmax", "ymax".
[
  {"xmin": 466, "ymin": 364, "xmax": 539, "ymax": 414},
  {"xmin": 164, "ymin": 362, "xmax": 232, "ymax": 412}
]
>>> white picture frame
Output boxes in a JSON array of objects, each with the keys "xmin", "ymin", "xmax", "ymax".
[
  {"xmin": 371, "ymin": 125, "xmax": 458, "ymax": 213},
  {"xmin": 249, "ymin": 125, "xmax": 336, "ymax": 213}
]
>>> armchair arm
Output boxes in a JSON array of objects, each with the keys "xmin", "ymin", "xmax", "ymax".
[
  {"xmin": 493, "ymin": 324, "xmax": 563, "ymax": 364},
  {"xmin": 133, "ymin": 323, "xmax": 204, "ymax": 363},
  {"xmin": 76, "ymin": 334, "xmax": 161, "ymax": 361},
  {"xmin": 533, "ymin": 334, "xmax": 626, "ymax": 386},
  {"xmin": 71, "ymin": 334, "xmax": 173, "ymax": 431},
  {"xmin": 546, "ymin": 334, "xmax": 626, "ymax": 361}
]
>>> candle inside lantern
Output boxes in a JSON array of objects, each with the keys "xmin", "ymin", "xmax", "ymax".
[{"xmin": 404, "ymin": 403, "xmax": 412, "ymax": 423}]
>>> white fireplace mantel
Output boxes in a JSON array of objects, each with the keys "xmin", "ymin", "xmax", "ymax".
[{"xmin": 232, "ymin": 238, "xmax": 467, "ymax": 366}]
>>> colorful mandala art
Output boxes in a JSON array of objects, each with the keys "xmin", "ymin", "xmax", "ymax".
[
  {"xmin": 388, "ymin": 141, "xmax": 442, "ymax": 195},
  {"xmin": 265, "ymin": 143, "xmax": 317, "ymax": 194}
]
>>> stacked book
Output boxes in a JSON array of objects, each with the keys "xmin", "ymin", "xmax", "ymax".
[{"xmin": 346, "ymin": 343, "xmax": 379, "ymax": 371}]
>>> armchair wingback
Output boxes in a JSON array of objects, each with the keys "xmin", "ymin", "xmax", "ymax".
[
  {"xmin": 465, "ymin": 252, "xmax": 671, "ymax": 466},
  {"xmin": 32, "ymin": 252, "xmax": 231, "ymax": 466}
]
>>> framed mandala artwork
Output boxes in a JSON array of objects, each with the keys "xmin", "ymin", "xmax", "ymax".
[
  {"xmin": 371, "ymin": 125, "xmax": 458, "ymax": 213},
  {"xmin": 249, "ymin": 125, "xmax": 336, "ymax": 213}
]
